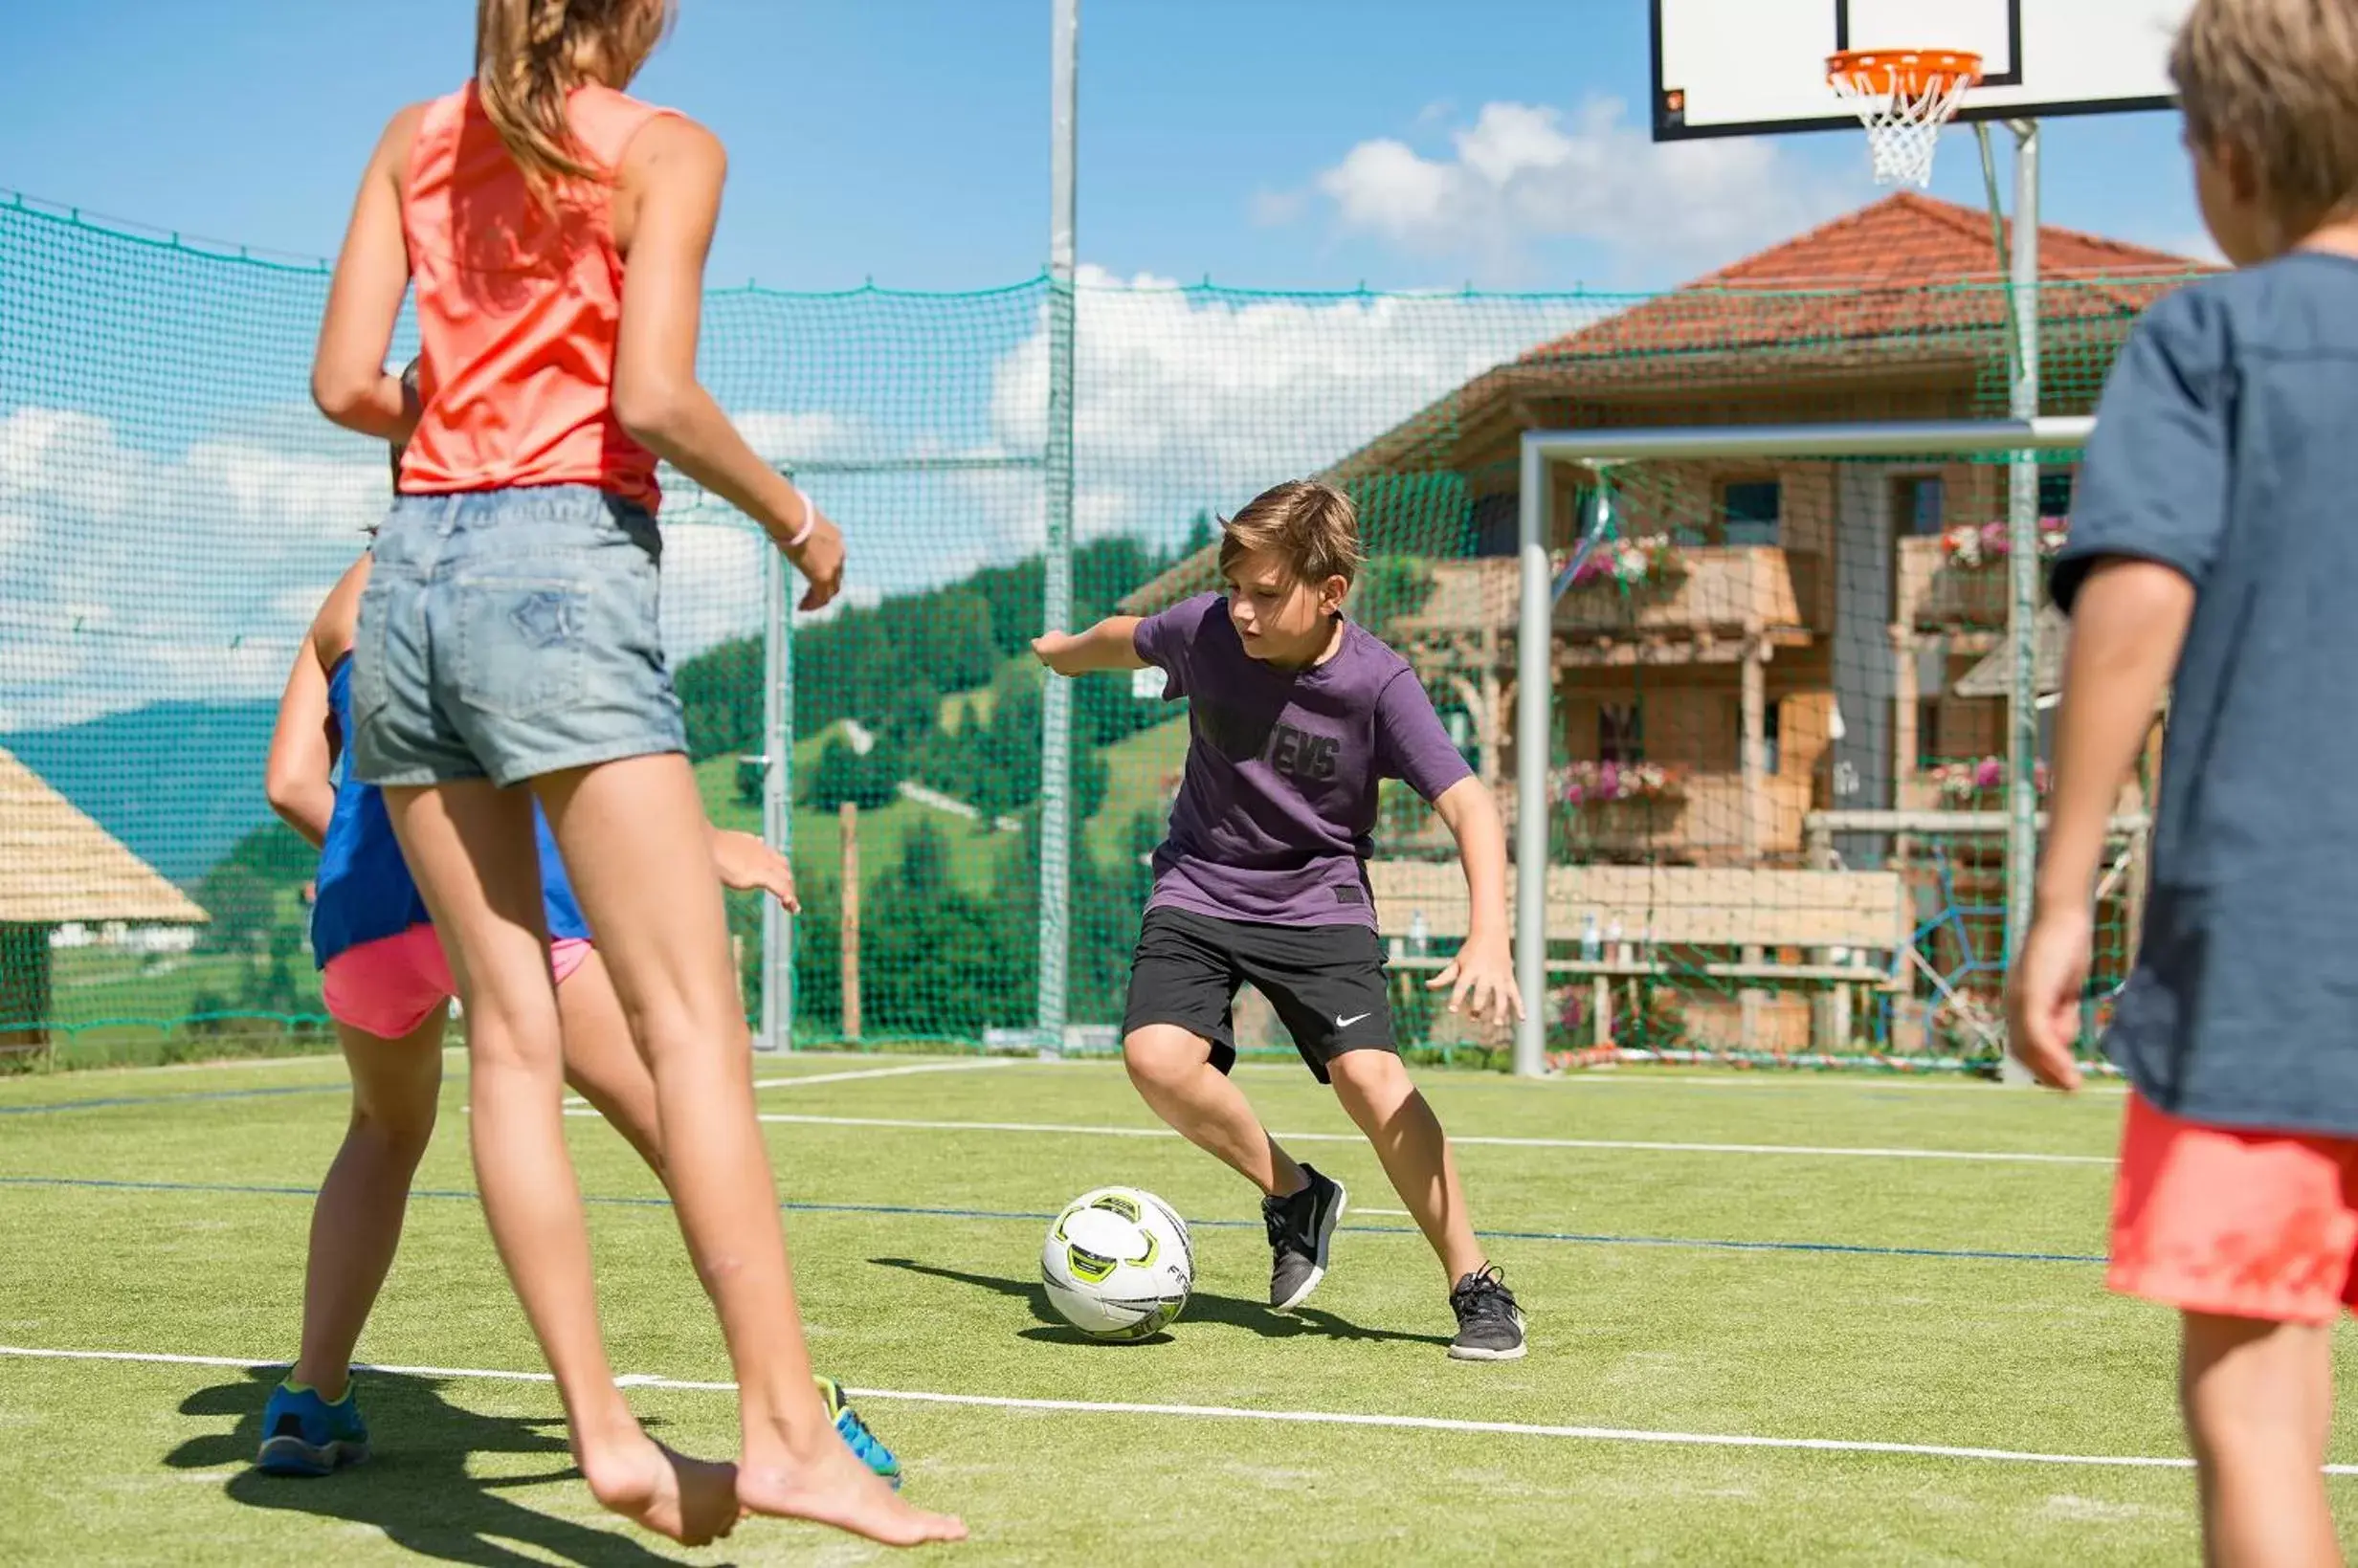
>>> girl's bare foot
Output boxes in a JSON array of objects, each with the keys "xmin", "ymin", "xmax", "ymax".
[
  {"xmin": 579, "ymin": 1432, "xmax": 743, "ymax": 1547},
  {"xmin": 738, "ymin": 1436, "xmax": 967, "ymax": 1547}
]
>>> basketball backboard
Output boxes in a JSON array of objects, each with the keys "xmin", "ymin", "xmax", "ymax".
[{"xmin": 1650, "ymin": 0, "xmax": 2191, "ymax": 142}]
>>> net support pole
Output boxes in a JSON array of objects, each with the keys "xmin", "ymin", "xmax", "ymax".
[
  {"xmin": 759, "ymin": 504, "xmax": 794, "ymax": 1053},
  {"xmin": 2001, "ymin": 120, "xmax": 2042, "ymax": 1086},
  {"xmin": 1513, "ymin": 434, "xmax": 1551, "ymax": 1078},
  {"xmin": 1035, "ymin": 0, "xmax": 1079, "ymax": 1051}
]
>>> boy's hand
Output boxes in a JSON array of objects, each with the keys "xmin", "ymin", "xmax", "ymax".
[
  {"xmin": 710, "ymin": 828, "xmax": 799, "ymax": 912},
  {"xmin": 1428, "ymin": 935, "xmax": 1524, "ymax": 1028},
  {"xmin": 1032, "ymin": 631, "xmax": 1079, "ymax": 675},
  {"xmin": 2005, "ymin": 908, "xmax": 2088, "ymax": 1091}
]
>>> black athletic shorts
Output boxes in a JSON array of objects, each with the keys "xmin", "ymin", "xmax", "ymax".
[{"xmin": 1122, "ymin": 906, "xmax": 1395, "ymax": 1084}]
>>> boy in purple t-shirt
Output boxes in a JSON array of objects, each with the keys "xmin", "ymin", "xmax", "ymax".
[{"xmin": 1034, "ymin": 479, "xmax": 1527, "ymax": 1360}]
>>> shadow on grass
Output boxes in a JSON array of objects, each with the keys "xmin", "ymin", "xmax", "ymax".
[
  {"xmin": 870, "ymin": 1255, "xmax": 1452, "ymax": 1348},
  {"xmin": 165, "ymin": 1369, "xmax": 700, "ymax": 1567}
]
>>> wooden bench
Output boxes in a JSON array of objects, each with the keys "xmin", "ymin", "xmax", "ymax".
[{"xmin": 1366, "ymin": 860, "xmax": 1907, "ymax": 1051}]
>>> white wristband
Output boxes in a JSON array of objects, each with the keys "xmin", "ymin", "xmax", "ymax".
[{"xmin": 784, "ymin": 490, "xmax": 817, "ymax": 550}]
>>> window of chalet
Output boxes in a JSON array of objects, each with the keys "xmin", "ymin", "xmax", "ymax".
[
  {"xmin": 1598, "ymin": 702, "xmax": 1644, "ymax": 763},
  {"xmin": 2038, "ymin": 469, "xmax": 2074, "ymax": 519},
  {"xmin": 1731, "ymin": 697, "xmax": 1781, "ymax": 775},
  {"xmin": 1897, "ymin": 475, "xmax": 1946, "ymax": 536},
  {"xmin": 1720, "ymin": 480, "xmax": 1781, "ymax": 547}
]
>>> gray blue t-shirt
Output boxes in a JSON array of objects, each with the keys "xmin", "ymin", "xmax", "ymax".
[
  {"xmin": 2054, "ymin": 251, "xmax": 2358, "ymax": 1137},
  {"xmin": 1132, "ymin": 593, "xmax": 1474, "ymax": 928}
]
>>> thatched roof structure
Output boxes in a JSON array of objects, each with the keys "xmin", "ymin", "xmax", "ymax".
[{"xmin": 0, "ymin": 744, "xmax": 208, "ymax": 925}]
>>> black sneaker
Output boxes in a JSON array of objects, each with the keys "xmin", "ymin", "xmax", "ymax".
[
  {"xmin": 1448, "ymin": 1264, "xmax": 1526, "ymax": 1361},
  {"xmin": 1262, "ymin": 1164, "xmax": 1346, "ymax": 1312}
]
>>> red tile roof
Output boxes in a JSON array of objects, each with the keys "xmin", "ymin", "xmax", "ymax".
[
  {"xmin": 1123, "ymin": 194, "xmax": 2217, "ymax": 615},
  {"xmin": 1520, "ymin": 191, "xmax": 2209, "ymax": 368}
]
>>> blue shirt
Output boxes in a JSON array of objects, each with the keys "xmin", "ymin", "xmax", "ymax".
[
  {"xmin": 2053, "ymin": 252, "xmax": 2358, "ymax": 1137},
  {"xmin": 310, "ymin": 653, "xmax": 590, "ymax": 968}
]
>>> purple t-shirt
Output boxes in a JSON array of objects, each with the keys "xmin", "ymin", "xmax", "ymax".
[{"xmin": 1132, "ymin": 593, "xmax": 1474, "ymax": 928}]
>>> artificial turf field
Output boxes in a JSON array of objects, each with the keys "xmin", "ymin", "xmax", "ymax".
[{"xmin": 4, "ymin": 1049, "xmax": 2355, "ymax": 1565}]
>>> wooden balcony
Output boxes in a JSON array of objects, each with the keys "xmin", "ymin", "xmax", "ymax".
[
  {"xmin": 1897, "ymin": 771, "xmax": 2146, "ymax": 816},
  {"xmin": 1393, "ymin": 547, "xmax": 1820, "ymax": 663},
  {"xmin": 1898, "ymin": 535, "xmax": 2009, "ymax": 631},
  {"xmin": 1485, "ymin": 770, "xmax": 1818, "ymax": 864}
]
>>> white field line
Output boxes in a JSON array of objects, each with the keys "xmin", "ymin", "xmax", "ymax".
[
  {"xmin": 747, "ymin": 1059, "xmax": 1020, "ymax": 1092},
  {"xmin": 564, "ymin": 1056, "xmax": 1016, "ymax": 1109},
  {"xmin": 591, "ymin": 1108, "xmax": 2110, "ymax": 1166},
  {"xmin": 1, "ymin": 1342, "xmax": 2343, "ymax": 1474}
]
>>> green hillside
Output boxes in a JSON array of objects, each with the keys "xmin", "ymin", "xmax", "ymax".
[{"xmin": 693, "ymin": 740, "xmax": 1008, "ymax": 900}]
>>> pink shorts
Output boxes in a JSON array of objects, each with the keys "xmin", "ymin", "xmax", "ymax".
[
  {"xmin": 321, "ymin": 923, "xmax": 593, "ymax": 1040},
  {"xmin": 2109, "ymin": 1092, "xmax": 2358, "ymax": 1324}
]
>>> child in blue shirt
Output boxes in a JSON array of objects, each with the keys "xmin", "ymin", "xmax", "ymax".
[{"xmin": 2012, "ymin": 2, "xmax": 2358, "ymax": 1558}]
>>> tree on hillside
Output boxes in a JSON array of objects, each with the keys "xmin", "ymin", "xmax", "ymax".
[
  {"xmin": 677, "ymin": 634, "xmax": 763, "ymax": 761},
  {"xmin": 195, "ymin": 861, "xmax": 275, "ymax": 955},
  {"xmin": 877, "ymin": 676, "xmax": 943, "ymax": 750},
  {"xmin": 861, "ymin": 819, "xmax": 1024, "ymax": 1035},
  {"xmin": 989, "ymin": 806, "xmax": 1161, "ymax": 1027},
  {"xmin": 879, "ymin": 587, "xmax": 998, "ymax": 695},
  {"xmin": 194, "ymin": 820, "xmax": 314, "ymax": 956},
  {"xmin": 806, "ymin": 733, "xmax": 901, "ymax": 812},
  {"xmin": 669, "ymin": 534, "xmax": 1168, "ymax": 759}
]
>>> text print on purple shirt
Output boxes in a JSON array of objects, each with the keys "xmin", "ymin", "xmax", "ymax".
[{"xmin": 1132, "ymin": 593, "xmax": 1473, "ymax": 929}]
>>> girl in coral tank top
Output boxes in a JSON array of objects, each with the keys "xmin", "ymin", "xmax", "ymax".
[{"xmin": 309, "ymin": 1, "xmax": 962, "ymax": 1550}]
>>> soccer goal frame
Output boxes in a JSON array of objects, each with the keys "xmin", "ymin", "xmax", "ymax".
[{"xmin": 1509, "ymin": 415, "xmax": 2097, "ymax": 1076}]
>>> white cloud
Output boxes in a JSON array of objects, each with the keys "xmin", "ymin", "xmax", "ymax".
[
  {"xmin": 0, "ymin": 407, "xmax": 818, "ymax": 733},
  {"xmin": 0, "ymin": 407, "xmax": 385, "ymax": 731},
  {"xmin": 1312, "ymin": 97, "xmax": 1864, "ymax": 281},
  {"xmin": 734, "ymin": 409, "xmax": 861, "ymax": 467},
  {"xmin": 656, "ymin": 519, "xmax": 771, "ymax": 653},
  {"xmin": 978, "ymin": 267, "xmax": 1613, "ymax": 551},
  {"xmin": 1321, "ymin": 139, "xmax": 1454, "ymax": 235}
]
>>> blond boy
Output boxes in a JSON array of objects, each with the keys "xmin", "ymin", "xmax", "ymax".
[{"xmin": 2010, "ymin": 2, "xmax": 2358, "ymax": 1560}]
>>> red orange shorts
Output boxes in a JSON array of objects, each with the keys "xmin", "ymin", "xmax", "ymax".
[
  {"xmin": 321, "ymin": 922, "xmax": 593, "ymax": 1041},
  {"xmin": 2110, "ymin": 1091, "xmax": 2358, "ymax": 1323}
]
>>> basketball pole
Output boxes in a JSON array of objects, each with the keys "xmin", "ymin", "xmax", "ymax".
[
  {"xmin": 1999, "ymin": 118, "xmax": 2041, "ymax": 1086},
  {"xmin": 1036, "ymin": 0, "xmax": 1079, "ymax": 1054}
]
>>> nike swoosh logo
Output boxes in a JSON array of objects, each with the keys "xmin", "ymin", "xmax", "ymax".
[{"xmin": 1336, "ymin": 1012, "xmax": 1370, "ymax": 1028}]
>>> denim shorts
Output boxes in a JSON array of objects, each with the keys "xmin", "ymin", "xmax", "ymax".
[{"xmin": 351, "ymin": 486, "xmax": 687, "ymax": 790}]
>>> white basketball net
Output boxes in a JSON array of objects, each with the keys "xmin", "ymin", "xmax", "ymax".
[{"xmin": 1829, "ymin": 61, "xmax": 1975, "ymax": 188}]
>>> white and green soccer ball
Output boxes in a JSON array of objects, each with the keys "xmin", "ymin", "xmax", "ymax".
[{"xmin": 1040, "ymin": 1186, "xmax": 1193, "ymax": 1341}]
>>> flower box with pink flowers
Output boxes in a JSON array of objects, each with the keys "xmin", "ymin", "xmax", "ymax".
[
  {"xmin": 1558, "ymin": 760, "xmax": 1685, "ymax": 806},
  {"xmin": 1562, "ymin": 536, "xmax": 1687, "ymax": 595},
  {"xmin": 1938, "ymin": 517, "xmax": 2070, "ymax": 569},
  {"xmin": 1926, "ymin": 755, "xmax": 2050, "ymax": 805}
]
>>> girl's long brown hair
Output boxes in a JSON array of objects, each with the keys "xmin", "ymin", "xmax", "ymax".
[{"xmin": 475, "ymin": 0, "xmax": 674, "ymax": 202}]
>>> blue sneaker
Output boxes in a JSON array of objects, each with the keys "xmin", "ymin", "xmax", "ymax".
[
  {"xmin": 256, "ymin": 1380, "xmax": 369, "ymax": 1476},
  {"xmin": 816, "ymin": 1375, "xmax": 901, "ymax": 1490}
]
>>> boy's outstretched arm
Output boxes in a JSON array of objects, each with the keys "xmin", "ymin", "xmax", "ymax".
[
  {"xmin": 1034, "ymin": 615, "xmax": 1147, "ymax": 675},
  {"xmin": 1428, "ymin": 777, "xmax": 1525, "ymax": 1027},
  {"xmin": 2006, "ymin": 558, "xmax": 2192, "ymax": 1092}
]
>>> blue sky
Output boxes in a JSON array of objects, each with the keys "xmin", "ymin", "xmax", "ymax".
[
  {"xmin": 0, "ymin": 3, "xmax": 2213, "ymax": 734},
  {"xmin": 0, "ymin": 0, "xmax": 2212, "ymax": 293}
]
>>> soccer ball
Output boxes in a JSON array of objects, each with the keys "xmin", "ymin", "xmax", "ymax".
[{"xmin": 1040, "ymin": 1186, "xmax": 1193, "ymax": 1341}]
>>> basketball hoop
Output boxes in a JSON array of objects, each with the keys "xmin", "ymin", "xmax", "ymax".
[{"xmin": 1826, "ymin": 48, "xmax": 1981, "ymax": 188}]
